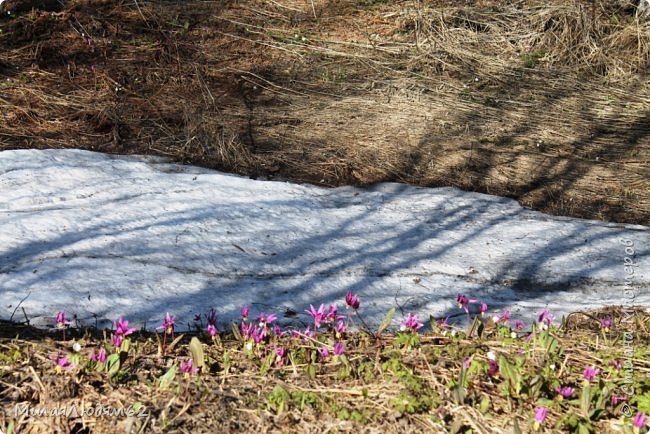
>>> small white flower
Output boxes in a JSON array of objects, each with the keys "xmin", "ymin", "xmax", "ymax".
[
  {"xmin": 487, "ymin": 351, "xmax": 496, "ymax": 361},
  {"xmin": 549, "ymin": 364, "xmax": 556, "ymax": 370},
  {"xmin": 72, "ymin": 342, "xmax": 81, "ymax": 352},
  {"xmin": 450, "ymin": 329, "xmax": 457, "ymax": 337},
  {"xmin": 511, "ymin": 331, "xmax": 517, "ymax": 339}
]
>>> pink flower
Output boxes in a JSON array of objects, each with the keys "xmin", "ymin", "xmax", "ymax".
[
  {"xmin": 487, "ymin": 359, "xmax": 499, "ymax": 377},
  {"xmin": 241, "ymin": 321, "xmax": 254, "ymax": 339},
  {"xmin": 114, "ymin": 317, "xmax": 136, "ymax": 337},
  {"xmin": 480, "ymin": 303, "xmax": 488, "ymax": 316},
  {"xmin": 583, "ymin": 366, "xmax": 600, "ymax": 382},
  {"xmin": 437, "ymin": 317, "xmax": 450, "ymax": 329},
  {"xmin": 335, "ymin": 320, "xmax": 347, "ymax": 338},
  {"xmin": 206, "ymin": 308, "xmax": 217, "ymax": 326},
  {"xmin": 533, "ymin": 406, "xmax": 547, "ymax": 429},
  {"xmin": 306, "ymin": 304, "xmax": 326, "ymax": 328},
  {"xmin": 207, "ymin": 324, "xmax": 217, "ymax": 337},
  {"xmin": 51, "ymin": 353, "xmax": 73, "ymax": 371},
  {"xmin": 537, "ymin": 309, "xmax": 555, "ymax": 329},
  {"xmin": 334, "ymin": 342, "xmax": 346, "ymax": 356},
  {"xmin": 401, "ymin": 313, "xmax": 424, "ymax": 332},
  {"xmin": 256, "ymin": 312, "xmax": 277, "ymax": 326},
  {"xmin": 463, "ymin": 356, "xmax": 473, "ymax": 369},
  {"xmin": 240, "ymin": 305, "xmax": 249, "ymax": 320},
  {"xmin": 326, "ymin": 305, "xmax": 344, "ymax": 323},
  {"xmin": 494, "ymin": 308, "xmax": 510, "ymax": 325},
  {"xmin": 157, "ymin": 312, "xmax": 175, "ymax": 336},
  {"xmin": 180, "ymin": 359, "xmax": 199, "ymax": 375},
  {"xmin": 633, "ymin": 412, "xmax": 647, "ymax": 430},
  {"xmin": 55, "ymin": 311, "xmax": 72, "ymax": 328},
  {"xmin": 112, "ymin": 334, "xmax": 123, "ymax": 349},
  {"xmin": 514, "ymin": 320, "xmax": 525, "ymax": 330},
  {"xmin": 612, "ymin": 395, "xmax": 627, "ymax": 405},
  {"xmin": 457, "ymin": 293, "xmax": 477, "ymax": 313},
  {"xmin": 345, "ymin": 291, "xmax": 360, "ymax": 310},
  {"xmin": 599, "ymin": 317, "xmax": 612, "ymax": 332},
  {"xmin": 555, "ymin": 386, "xmax": 574, "ymax": 399},
  {"xmin": 318, "ymin": 346, "xmax": 330, "ymax": 359},
  {"xmin": 609, "ymin": 359, "xmax": 623, "ymax": 369},
  {"xmin": 90, "ymin": 348, "xmax": 107, "ymax": 363},
  {"xmin": 274, "ymin": 347, "xmax": 287, "ymax": 366}
]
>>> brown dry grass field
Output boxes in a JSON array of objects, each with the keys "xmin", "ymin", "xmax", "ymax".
[
  {"xmin": 0, "ymin": 0, "xmax": 649, "ymax": 224},
  {"xmin": 1, "ymin": 1, "xmax": 650, "ymax": 433}
]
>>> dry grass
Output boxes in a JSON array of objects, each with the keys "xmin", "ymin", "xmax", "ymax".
[
  {"xmin": 0, "ymin": 0, "xmax": 648, "ymax": 224},
  {"xmin": 0, "ymin": 306, "xmax": 649, "ymax": 433}
]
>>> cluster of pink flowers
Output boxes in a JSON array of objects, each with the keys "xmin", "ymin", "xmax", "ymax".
[{"xmin": 112, "ymin": 317, "xmax": 136, "ymax": 349}]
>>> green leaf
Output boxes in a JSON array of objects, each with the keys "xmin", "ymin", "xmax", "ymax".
[
  {"xmin": 580, "ymin": 385, "xmax": 592, "ymax": 418},
  {"xmin": 105, "ymin": 353, "xmax": 120, "ymax": 378},
  {"xmin": 158, "ymin": 364, "xmax": 177, "ymax": 390},
  {"xmin": 377, "ymin": 308, "xmax": 395, "ymax": 335},
  {"xmin": 231, "ymin": 322, "xmax": 242, "ymax": 341},
  {"xmin": 189, "ymin": 337, "xmax": 205, "ymax": 372},
  {"xmin": 479, "ymin": 396, "xmax": 490, "ymax": 414}
]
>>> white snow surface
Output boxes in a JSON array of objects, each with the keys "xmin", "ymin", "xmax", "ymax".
[{"xmin": 1, "ymin": 149, "xmax": 648, "ymax": 331}]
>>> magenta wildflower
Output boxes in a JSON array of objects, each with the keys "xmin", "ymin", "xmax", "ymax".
[
  {"xmin": 241, "ymin": 322, "xmax": 254, "ymax": 339},
  {"xmin": 514, "ymin": 320, "xmax": 525, "ymax": 330},
  {"xmin": 207, "ymin": 324, "xmax": 217, "ymax": 337},
  {"xmin": 487, "ymin": 359, "xmax": 499, "ymax": 377},
  {"xmin": 345, "ymin": 291, "xmax": 361, "ymax": 310},
  {"xmin": 533, "ymin": 406, "xmax": 548, "ymax": 430},
  {"xmin": 206, "ymin": 308, "xmax": 217, "ymax": 326},
  {"xmin": 537, "ymin": 309, "xmax": 555, "ymax": 329},
  {"xmin": 612, "ymin": 395, "xmax": 627, "ymax": 405},
  {"xmin": 555, "ymin": 386, "xmax": 574, "ymax": 400},
  {"xmin": 52, "ymin": 353, "xmax": 73, "ymax": 371},
  {"xmin": 240, "ymin": 305, "xmax": 249, "ymax": 320},
  {"xmin": 318, "ymin": 346, "xmax": 330, "ymax": 359},
  {"xmin": 252, "ymin": 326, "xmax": 266, "ymax": 344},
  {"xmin": 256, "ymin": 312, "xmax": 277, "ymax": 325},
  {"xmin": 180, "ymin": 359, "xmax": 199, "ymax": 375},
  {"xmin": 583, "ymin": 366, "xmax": 600, "ymax": 382},
  {"xmin": 457, "ymin": 293, "xmax": 477, "ymax": 313},
  {"xmin": 272, "ymin": 324, "xmax": 283, "ymax": 336},
  {"xmin": 326, "ymin": 305, "xmax": 345, "ymax": 323},
  {"xmin": 112, "ymin": 334, "xmax": 122, "ymax": 349},
  {"xmin": 437, "ymin": 317, "xmax": 450, "ymax": 329},
  {"xmin": 55, "ymin": 311, "xmax": 72, "ymax": 328},
  {"xmin": 633, "ymin": 412, "xmax": 647, "ymax": 431},
  {"xmin": 480, "ymin": 303, "xmax": 488, "ymax": 316},
  {"xmin": 401, "ymin": 313, "xmax": 424, "ymax": 332},
  {"xmin": 274, "ymin": 347, "xmax": 287, "ymax": 366},
  {"xmin": 157, "ymin": 312, "xmax": 176, "ymax": 336},
  {"xmin": 609, "ymin": 359, "xmax": 623, "ymax": 369},
  {"xmin": 335, "ymin": 320, "xmax": 347, "ymax": 338},
  {"xmin": 463, "ymin": 355, "xmax": 473, "ymax": 369},
  {"xmin": 494, "ymin": 308, "xmax": 511, "ymax": 325},
  {"xmin": 90, "ymin": 348, "xmax": 107, "ymax": 364},
  {"xmin": 114, "ymin": 317, "xmax": 136, "ymax": 338},
  {"xmin": 334, "ymin": 341, "xmax": 346, "ymax": 356},
  {"xmin": 306, "ymin": 304, "xmax": 327, "ymax": 328},
  {"xmin": 599, "ymin": 317, "xmax": 612, "ymax": 333}
]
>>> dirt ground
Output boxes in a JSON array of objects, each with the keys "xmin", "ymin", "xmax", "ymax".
[{"xmin": 0, "ymin": 0, "xmax": 649, "ymax": 224}]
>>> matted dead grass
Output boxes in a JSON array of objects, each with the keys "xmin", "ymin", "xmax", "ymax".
[{"xmin": 0, "ymin": 0, "xmax": 649, "ymax": 225}]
